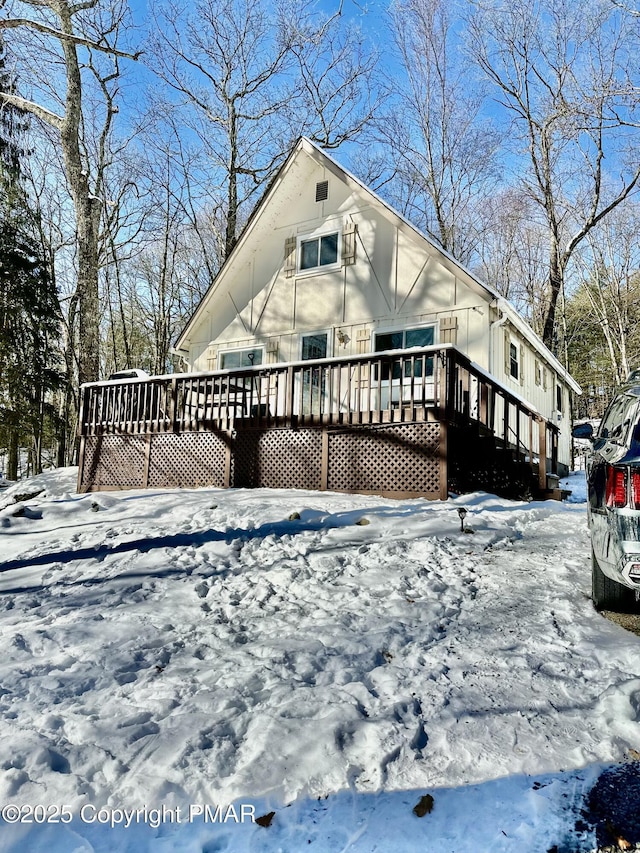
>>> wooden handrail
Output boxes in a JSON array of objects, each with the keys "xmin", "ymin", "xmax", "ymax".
[{"xmin": 79, "ymin": 346, "xmax": 559, "ymax": 477}]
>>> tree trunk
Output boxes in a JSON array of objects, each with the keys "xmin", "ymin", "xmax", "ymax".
[
  {"xmin": 75, "ymin": 199, "xmax": 101, "ymax": 384},
  {"xmin": 58, "ymin": 2, "xmax": 101, "ymax": 386},
  {"xmin": 542, "ymin": 245, "xmax": 563, "ymax": 352},
  {"xmin": 7, "ymin": 430, "xmax": 18, "ymax": 481},
  {"xmin": 225, "ymin": 105, "xmax": 239, "ymax": 260}
]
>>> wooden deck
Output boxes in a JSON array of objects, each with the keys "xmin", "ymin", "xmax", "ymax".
[{"xmin": 77, "ymin": 344, "xmax": 560, "ymax": 500}]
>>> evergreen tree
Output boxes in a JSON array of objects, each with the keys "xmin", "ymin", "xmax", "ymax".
[{"xmin": 0, "ymin": 36, "xmax": 62, "ymax": 479}]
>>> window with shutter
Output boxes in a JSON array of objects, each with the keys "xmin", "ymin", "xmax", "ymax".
[
  {"xmin": 509, "ymin": 343, "xmax": 519, "ymax": 380},
  {"xmin": 504, "ymin": 331, "xmax": 523, "ymax": 382},
  {"xmin": 374, "ymin": 325, "xmax": 435, "ymax": 379},
  {"xmin": 297, "ymin": 230, "xmax": 341, "ymax": 272}
]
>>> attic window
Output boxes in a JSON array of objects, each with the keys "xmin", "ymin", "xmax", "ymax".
[
  {"xmin": 299, "ymin": 232, "xmax": 339, "ymax": 271},
  {"xmin": 315, "ymin": 180, "xmax": 329, "ymax": 202}
]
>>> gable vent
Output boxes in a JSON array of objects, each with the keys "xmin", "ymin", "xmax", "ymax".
[{"xmin": 315, "ymin": 180, "xmax": 329, "ymax": 202}]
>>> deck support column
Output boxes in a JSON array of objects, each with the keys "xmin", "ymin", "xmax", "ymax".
[{"xmin": 538, "ymin": 418, "xmax": 547, "ymax": 493}]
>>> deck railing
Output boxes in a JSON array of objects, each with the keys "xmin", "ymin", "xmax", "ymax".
[{"xmin": 79, "ymin": 345, "xmax": 558, "ymax": 486}]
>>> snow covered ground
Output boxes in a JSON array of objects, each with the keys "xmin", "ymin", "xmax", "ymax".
[{"xmin": 0, "ymin": 469, "xmax": 639, "ymax": 852}]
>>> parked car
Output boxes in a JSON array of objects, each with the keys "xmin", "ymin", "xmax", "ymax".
[
  {"xmin": 107, "ymin": 369, "xmax": 150, "ymax": 381},
  {"xmin": 574, "ymin": 371, "xmax": 640, "ymax": 611}
]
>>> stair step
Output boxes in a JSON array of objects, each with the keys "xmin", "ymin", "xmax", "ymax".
[{"xmin": 536, "ymin": 488, "xmax": 568, "ymax": 502}]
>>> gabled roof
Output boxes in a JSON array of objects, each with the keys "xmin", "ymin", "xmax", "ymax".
[{"xmin": 175, "ymin": 137, "xmax": 580, "ymax": 394}]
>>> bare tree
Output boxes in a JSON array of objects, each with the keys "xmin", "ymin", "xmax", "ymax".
[
  {"xmin": 97, "ymin": 136, "xmax": 219, "ymax": 377},
  {"xmin": 0, "ymin": 0, "xmax": 139, "ymax": 385},
  {"xmin": 574, "ymin": 206, "xmax": 640, "ymax": 384},
  {"xmin": 468, "ymin": 0, "xmax": 640, "ymax": 352},
  {"xmin": 475, "ymin": 189, "xmax": 549, "ymax": 333},
  {"xmin": 380, "ymin": 0, "xmax": 499, "ymax": 263},
  {"xmin": 148, "ymin": 0, "xmax": 378, "ymax": 260}
]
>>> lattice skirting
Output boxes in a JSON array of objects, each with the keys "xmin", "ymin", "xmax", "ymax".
[
  {"xmin": 79, "ymin": 432, "xmax": 228, "ymax": 491},
  {"xmin": 147, "ymin": 433, "xmax": 227, "ymax": 488},
  {"xmin": 326, "ymin": 423, "xmax": 441, "ymax": 497},
  {"xmin": 80, "ymin": 434, "xmax": 147, "ymax": 489},
  {"xmin": 79, "ymin": 422, "xmax": 443, "ymax": 499},
  {"xmin": 232, "ymin": 430, "xmax": 323, "ymax": 490}
]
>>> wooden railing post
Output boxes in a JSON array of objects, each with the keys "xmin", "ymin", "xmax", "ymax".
[
  {"xmin": 503, "ymin": 397, "xmax": 509, "ymax": 449},
  {"xmin": 529, "ymin": 415, "xmax": 534, "ymax": 468},
  {"xmin": 480, "ymin": 381, "xmax": 488, "ymax": 427},
  {"xmin": 437, "ymin": 347, "xmax": 457, "ymax": 500},
  {"xmin": 170, "ymin": 377, "xmax": 179, "ymax": 433},
  {"xmin": 286, "ymin": 365, "xmax": 295, "ymax": 423},
  {"xmin": 78, "ymin": 385, "xmax": 88, "ymax": 437}
]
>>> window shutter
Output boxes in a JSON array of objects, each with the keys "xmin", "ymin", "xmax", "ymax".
[
  {"xmin": 342, "ymin": 222, "xmax": 357, "ymax": 266},
  {"xmin": 356, "ymin": 328, "xmax": 370, "ymax": 354},
  {"xmin": 284, "ymin": 236, "xmax": 296, "ymax": 278},
  {"xmin": 519, "ymin": 344, "xmax": 525, "ymax": 385},
  {"xmin": 440, "ymin": 316, "xmax": 458, "ymax": 345},
  {"xmin": 504, "ymin": 330, "xmax": 511, "ymax": 375}
]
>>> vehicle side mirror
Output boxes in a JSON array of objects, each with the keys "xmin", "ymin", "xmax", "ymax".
[{"xmin": 572, "ymin": 422, "xmax": 594, "ymax": 439}]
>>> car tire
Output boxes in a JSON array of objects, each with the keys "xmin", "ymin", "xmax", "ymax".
[{"xmin": 592, "ymin": 547, "xmax": 638, "ymax": 612}]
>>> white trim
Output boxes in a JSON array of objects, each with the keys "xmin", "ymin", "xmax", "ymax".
[
  {"xmin": 175, "ymin": 137, "xmax": 579, "ymax": 400},
  {"xmin": 508, "ymin": 336, "xmax": 520, "ymax": 381},
  {"xmin": 299, "ymin": 329, "xmax": 332, "ymax": 360},
  {"xmin": 218, "ymin": 345, "xmax": 266, "ymax": 370},
  {"xmin": 494, "ymin": 300, "xmax": 580, "ymax": 394},
  {"xmin": 372, "ymin": 321, "xmax": 438, "ymax": 352},
  {"xmin": 296, "ymin": 228, "xmax": 341, "ymax": 275}
]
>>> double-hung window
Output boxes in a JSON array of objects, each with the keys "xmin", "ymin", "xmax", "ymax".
[{"xmin": 299, "ymin": 232, "xmax": 339, "ymax": 272}]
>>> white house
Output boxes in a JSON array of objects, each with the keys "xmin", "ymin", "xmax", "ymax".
[{"xmin": 174, "ymin": 137, "xmax": 580, "ymax": 475}]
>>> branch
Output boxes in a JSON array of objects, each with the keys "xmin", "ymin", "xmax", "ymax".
[
  {"xmin": 610, "ymin": 0, "xmax": 640, "ymax": 16},
  {"xmin": 0, "ymin": 17, "xmax": 142, "ymax": 60},
  {"xmin": 563, "ymin": 167, "xmax": 640, "ymax": 264},
  {"xmin": 0, "ymin": 90, "xmax": 63, "ymax": 129},
  {"xmin": 69, "ymin": 1, "xmax": 98, "ymax": 11}
]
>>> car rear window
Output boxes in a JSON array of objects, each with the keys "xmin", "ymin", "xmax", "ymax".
[{"xmin": 598, "ymin": 394, "xmax": 639, "ymax": 444}]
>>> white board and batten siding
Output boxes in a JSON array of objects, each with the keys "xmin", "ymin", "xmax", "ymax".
[{"xmin": 176, "ymin": 138, "xmax": 580, "ymax": 471}]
